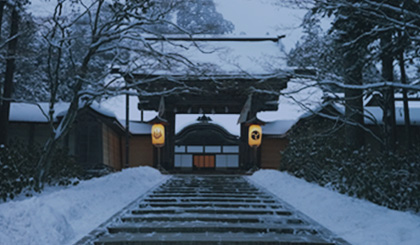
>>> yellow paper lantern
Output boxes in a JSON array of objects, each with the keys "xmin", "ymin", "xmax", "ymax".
[
  {"xmin": 248, "ymin": 124, "xmax": 262, "ymax": 148},
  {"xmin": 151, "ymin": 124, "xmax": 165, "ymax": 147}
]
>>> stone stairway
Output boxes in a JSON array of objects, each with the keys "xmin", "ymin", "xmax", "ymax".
[{"xmin": 83, "ymin": 175, "xmax": 349, "ymax": 244}]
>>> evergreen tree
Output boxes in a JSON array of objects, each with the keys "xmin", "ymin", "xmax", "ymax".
[{"xmin": 147, "ymin": 0, "xmax": 234, "ymax": 34}]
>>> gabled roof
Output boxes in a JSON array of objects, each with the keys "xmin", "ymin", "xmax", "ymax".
[
  {"xmin": 125, "ymin": 36, "xmax": 288, "ymax": 76},
  {"xmin": 9, "ymin": 102, "xmax": 117, "ymax": 123}
]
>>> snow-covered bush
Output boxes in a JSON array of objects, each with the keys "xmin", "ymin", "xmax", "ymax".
[
  {"xmin": 0, "ymin": 143, "xmax": 82, "ymax": 201},
  {"xmin": 281, "ymin": 117, "xmax": 420, "ymax": 212}
]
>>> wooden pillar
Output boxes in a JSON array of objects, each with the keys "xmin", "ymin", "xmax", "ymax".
[
  {"xmin": 239, "ymin": 123, "xmax": 248, "ymax": 169},
  {"xmin": 162, "ymin": 111, "xmax": 175, "ymax": 170},
  {"xmin": 239, "ymin": 110, "xmax": 257, "ymax": 170}
]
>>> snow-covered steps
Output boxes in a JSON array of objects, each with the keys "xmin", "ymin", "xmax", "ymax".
[{"xmin": 84, "ymin": 175, "xmax": 349, "ymax": 244}]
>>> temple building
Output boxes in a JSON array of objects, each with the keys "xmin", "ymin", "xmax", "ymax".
[{"xmin": 6, "ymin": 36, "xmax": 311, "ymax": 173}]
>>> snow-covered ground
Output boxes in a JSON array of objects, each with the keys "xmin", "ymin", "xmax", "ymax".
[
  {"xmin": 249, "ymin": 170, "xmax": 420, "ymax": 245},
  {"xmin": 0, "ymin": 167, "xmax": 167, "ymax": 245},
  {"xmin": 1, "ymin": 168, "xmax": 419, "ymax": 245}
]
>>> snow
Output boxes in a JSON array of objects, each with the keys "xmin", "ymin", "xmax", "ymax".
[
  {"xmin": 2, "ymin": 167, "xmax": 419, "ymax": 245},
  {"xmin": 131, "ymin": 40, "xmax": 287, "ymax": 75},
  {"xmin": 98, "ymin": 95, "xmax": 156, "ymax": 122},
  {"xmin": 365, "ymin": 101, "xmax": 420, "ymax": 126},
  {"xmin": 258, "ymin": 78, "xmax": 325, "ymax": 123},
  {"xmin": 9, "ymin": 101, "xmax": 119, "ymax": 123},
  {"xmin": 0, "ymin": 167, "xmax": 167, "ymax": 245},
  {"xmin": 9, "ymin": 102, "xmax": 69, "ymax": 123},
  {"xmin": 249, "ymin": 170, "xmax": 420, "ymax": 245},
  {"xmin": 119, "ymin": 120, "xmax": 152, "ymax": 135},
  {"xmin": 262, "ymin": 120, "xmax": 296, "ymax": 136}
]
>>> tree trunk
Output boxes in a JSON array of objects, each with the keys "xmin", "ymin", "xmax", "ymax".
[
  {"xmin": 0, "ymin": 7, "xmax": 19, "ymax": 146},
  {"xmin": 399, "ymin": 51, "xmax": 411, "ymax": 149},
  {"xmin": 343, "ymin": 48, "xmax": 364, "ymax": 149},
  {"xmin": 35, "ymin": 89, "xmax": 81, "ymax": 189},
  {"xmin": 380, "ymin": 33, "xmax": 396, "ymax": 152}
]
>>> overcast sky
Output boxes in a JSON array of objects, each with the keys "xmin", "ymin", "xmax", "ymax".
[{"xmin": 214, "ymin": 0, "xmax": 308, "ymax": 52}]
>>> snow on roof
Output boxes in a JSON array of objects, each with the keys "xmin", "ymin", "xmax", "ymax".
[
  {"xmin": 258, "ymin": 78, "xmax": 325, "ymax": 121},
  {"xmin": 365, "ymin": 101, "xmax": 420, "ymax": 126},
  {"xmin": 9, "ymin": 101, "xmax": 117, "ymax": 123},
  {"xmin": 262, "ymin": 120, "xmax": 297, "ymax": 136},
  {"xmin": 293, "ymin": 99, "xmax": 420, "ymax": 126},
  {"xmin": 97, "ymin": 95, "xmax": 157, "ymax": 122},
  {"xmin": 9, "ymin": 102, "xmax": 69, "ymax": 123},
  {"xmin": 129, "ymin": 39, "xmax": 287, "ymax": 75},
  {"xmin": 118, "ymin": 120, "xmax": 151, "ymax": 135}
]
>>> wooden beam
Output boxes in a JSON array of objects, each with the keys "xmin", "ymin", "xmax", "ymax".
[{"xmin": 143, "ymin": 35, "xmax": 286, "ymax": 42}]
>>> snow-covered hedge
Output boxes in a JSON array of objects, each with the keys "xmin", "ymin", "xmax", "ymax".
[
  {"xmin": 0, "ymin": 143, "xmax": 82, "ymax": 201},
  {"xmin": 281, "ymin": 117, "xmax": 420, "ymax": 212}
]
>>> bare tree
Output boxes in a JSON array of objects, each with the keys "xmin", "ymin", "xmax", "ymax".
[{"xmin": 33, "ymin": 0, "xmax": 233, "ymax": 188}]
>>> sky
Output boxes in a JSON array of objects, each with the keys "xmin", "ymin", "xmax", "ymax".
[{"xmin": 214, "ymin": 0, "xmax": 308, "ymax": 52}]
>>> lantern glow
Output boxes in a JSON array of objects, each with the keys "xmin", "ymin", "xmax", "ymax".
[
  {"xmin": 152, "ymin": 124, "xmax": 165, "ymax": 147},
  {"xmin": 248, "ymin": 124, "xmax": 262, "ymax": 147}
]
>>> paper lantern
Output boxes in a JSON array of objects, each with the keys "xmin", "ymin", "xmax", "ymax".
[
  {"xmin": 151, "ymin": 124, "xmax": 165, "ymax": 147},
  {"xmin": 248, "ymin": 124, "xmax": 262, "ymax": 148}
]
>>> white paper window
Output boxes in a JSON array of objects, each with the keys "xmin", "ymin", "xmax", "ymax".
[
  {"xmin": 181, "ymin": 154, "xmax": 193, "ymax": 168},
  {"xmin": 187, "ymin": 146, "xmax": 203, "ymax": 153},
  {"xmin": 175, "ymin": 146, "xmax": 186, "ymax": 153},
  {"xmin": 205, "ymin": 146, "xmax": 221, "ymax": 153},
  {"xmin": 223, "ymin": 146, "xmax": 239, "ymax": 153},
  {"xmin": 174, "ymin": 154, "xmax": 182, "ymax": 167},
  {"xmin": 216, "ymin": 155, "xmax": 227, "ymax": 168},
  {"xmin": 227, "ymin": 155, "xmax": 239, "ymax": 168}
]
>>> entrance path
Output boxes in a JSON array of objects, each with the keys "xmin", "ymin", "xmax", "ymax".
[{"xmin": 78, "ymin": 175, "xmax": 349, "ymax": 244}]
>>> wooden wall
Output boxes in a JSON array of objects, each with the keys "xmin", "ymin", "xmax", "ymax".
[
  {"xmin": 102, "ymin": 123, "xmax": 123, "ymax": 170},
  {"xmin": 129, "ymin": 135, "xmax": 154, "ymax": 167},
  {"xmin": 9, "ymin": 122, "xmax": 75, "ymax": 152},
  {"xmin": 260, "ymin": 137, "xmax": 289, "ymax": 169}
]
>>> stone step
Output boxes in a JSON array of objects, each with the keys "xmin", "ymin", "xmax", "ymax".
[
  {"xmin": 169, "ymin": 178, "xmax": 244, "ymax": 182},
  {"xmin": 152, "ymin": 190, "xmax": 264, "ymax": 195},
  {"xmin": 131, "ymin": 207, "xmax": 292, "ymax": 216},
  {"xmin": 156, "ymin": 187, "xmax": 260, "ymax": 192},
  {"xmin": 82, "ymin": 175, "xmax": 348, "ymax": 245},
  {"xmin": 148, "ymin": 193, "xmax": 272, "ymax": 199},
  {"xmin": 120, "ymin": 214, "xmax": 304, "ymax": 224},
  {"xmin": 93, "ymin": 232, "xmax": 335, "ymax": 245},
  {"xmin": 139, "ymin": 201, "xmax": 282, "ymax": 209},
  {"xmin": 107, "ymin": 222, "xmax": 318, "ymax": 235},
  {"xmin": 143, "ymin": 197, "xmax": 275, "ymax": 203},
  {"xmin": 158, "ymin": 184, "xmax": 257, "ymax": 188}
]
